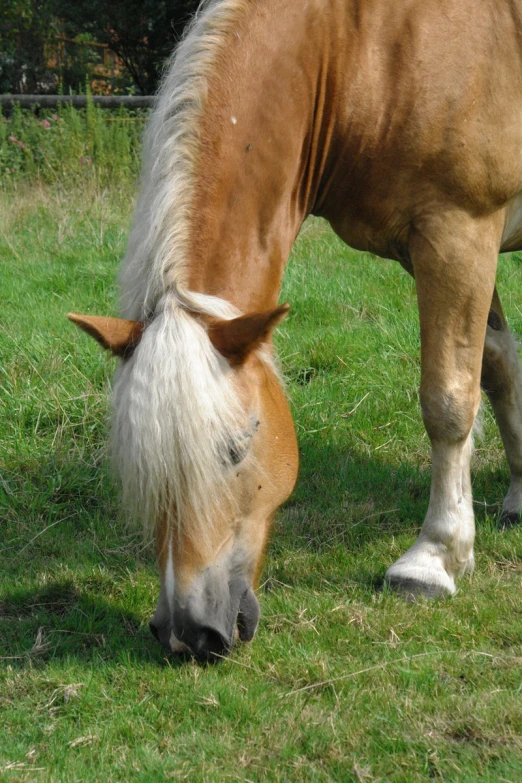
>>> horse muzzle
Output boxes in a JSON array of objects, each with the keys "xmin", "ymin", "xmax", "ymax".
[{"xmin": 150, "ymin": 574, "xmax": 260, "ymax": 662}]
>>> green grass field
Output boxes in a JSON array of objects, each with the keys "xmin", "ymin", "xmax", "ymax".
[{"xmin": 2, "ymin": 179, "xmax": 522, "ymax": 782}]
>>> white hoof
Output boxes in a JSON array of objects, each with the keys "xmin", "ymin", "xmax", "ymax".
[
  {"xmin": 385, "ymin": 544, "xmax": 473, "ymax": 599},
  {"xmin": 385, "ymin": 563, "xmax": 455, "ymax": 598}
]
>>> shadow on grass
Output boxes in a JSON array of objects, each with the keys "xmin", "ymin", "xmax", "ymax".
[
  {"xmin": 278, "ymin": 440, "xmax": 509, "ymax": 545},
  {"xmin": 266, "ymin": 437, "xmax": 514, "ymax": 594},
  {"xmin": 0, "ymin": 579, "xmax": 182, "ymax": 670},
  {"xmin": 0, "ymin": 438, "xmax": 513, "ymax": 667}
]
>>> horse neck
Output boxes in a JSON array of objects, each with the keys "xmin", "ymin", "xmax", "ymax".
[{"xmin": 184, "ymin": 0, "xmax": 343, "ymax": 313}]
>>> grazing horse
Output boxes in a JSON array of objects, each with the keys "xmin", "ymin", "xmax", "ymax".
[{"xmin": 69, "ymin": 0, "xmax": 522, "ymax": 660}]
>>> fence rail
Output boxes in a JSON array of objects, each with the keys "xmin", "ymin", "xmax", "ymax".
[{"xmin": 1, "ymin": 95, "xmax": 155, "ymax": 110}]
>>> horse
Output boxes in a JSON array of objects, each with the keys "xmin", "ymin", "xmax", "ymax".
[{"xmin": 68, "ymin": 0, "xmax": 522, "ymax": 661}]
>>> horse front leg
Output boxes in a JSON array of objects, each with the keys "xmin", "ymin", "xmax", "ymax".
[
  {"xmin": 481, "ymin": 287, "xmax": 522, "ymax": 524},
  {"xmin": 385, "ymin": 212, "xmax": 501, "ymax": 597}
]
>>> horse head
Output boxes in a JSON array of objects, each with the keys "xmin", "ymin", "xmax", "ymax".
[{"xmin": 68, "ymin": 302, "xmax": 298, "ymax": 660}]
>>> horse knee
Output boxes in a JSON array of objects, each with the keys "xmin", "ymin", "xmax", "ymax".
[{"xmin": 420, "ymin": 387, "xmax": 478, "ymax": 442}]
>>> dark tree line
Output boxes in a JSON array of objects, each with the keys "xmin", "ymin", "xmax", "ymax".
[{"xmin": 1, "ymin": 0, "xmax": 201, "ymax": 95}]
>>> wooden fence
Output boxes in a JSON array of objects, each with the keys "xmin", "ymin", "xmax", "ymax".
[{"xmin": 0, "ymin": 95, "xmax": 155, "ymax": 111}]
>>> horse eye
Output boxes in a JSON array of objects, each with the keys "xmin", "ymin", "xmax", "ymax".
[
  {"xmin": 226, "ymin": 419, "xmax": 260, "ymax": 466},
  {"xmin": 229, "ymin": 444, "xmax": 246, "ymax": 465}
]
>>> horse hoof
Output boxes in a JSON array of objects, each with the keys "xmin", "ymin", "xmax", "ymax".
[
  {"xmin": 499, "ymin": 510, "xmax": 520, "ymax": 528},
  {"xmin": 384, "ymin": 560, "xmax": 457, "ymax": 600},
  {"xmin": 385, "ymin": 573, "xmax": 454, "ymax": 600}
]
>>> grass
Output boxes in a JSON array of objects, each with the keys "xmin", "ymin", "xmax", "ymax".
[{"xmin": 1, "ymin": 180, "xmax": 522, "ymax": 782}]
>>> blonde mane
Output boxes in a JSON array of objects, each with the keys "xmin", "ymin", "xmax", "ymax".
[
  {"xmin": 119, "ymin": 0, "xmax": 250, "ymax": 321},
  {"xmin": 112, "ymin": 0, "xmax": 254, "ymax": 541}
]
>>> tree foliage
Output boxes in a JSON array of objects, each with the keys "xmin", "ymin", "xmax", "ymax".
[
  {"xmin": 54, "ymin": 0, "xmax": 200, "ymax": 94},
  {"xmin": 0, "ymin": 0, "xmax": 201, "ymax": 95},
  {"xmin": 0, "ymin": 0, "xmax": 59, "ymax": 93}
]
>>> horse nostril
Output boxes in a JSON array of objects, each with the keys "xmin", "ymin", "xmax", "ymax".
[{"xmin": 192, "ymin": 627, "xmax": 231, "ymax": 662}]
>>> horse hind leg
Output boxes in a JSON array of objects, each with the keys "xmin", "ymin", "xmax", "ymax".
[
  {"xmin": 385, "ymin": 211, "xmax": 501, "ymax": 597},
  {"xmin": 481, "ymin": 287, "xmax": 522, "ymax": 525}
]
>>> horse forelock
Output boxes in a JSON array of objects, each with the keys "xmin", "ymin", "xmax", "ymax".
[
  {"xmin": 119, "ymin": 0, "xmax": 251, "ymax": 321},
  {"xmin": 112, "ymin": 0, "xmax": 270, "ymax": 543},
  {"xmin": 111, "ymin": 290, "xmax": 251, "ymax": 544}
]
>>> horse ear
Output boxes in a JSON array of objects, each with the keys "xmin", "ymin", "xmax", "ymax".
[
  {"xmin": 208, "ymin": 303, "xmax": 290, "ymax": 365},
  {"xmin": 67, "ymin": 313, "xmax": 145, "ymax": 358}
]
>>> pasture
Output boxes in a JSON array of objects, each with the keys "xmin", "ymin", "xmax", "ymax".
[{"xmin": 1, "ymin": 150, "xmax": 522, "ymax": 778}]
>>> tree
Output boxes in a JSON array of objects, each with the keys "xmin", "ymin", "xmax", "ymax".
[
  {"xmin": 0, "ymin": 0, "xmax": 59, "ymax": 93},
  {"xmin": 0, "ymin": 0, "xmax": 201, "ymax": 95},
  {"xmin": 54, "ymin": 0, "xmax": 201, "ymax": 94}
]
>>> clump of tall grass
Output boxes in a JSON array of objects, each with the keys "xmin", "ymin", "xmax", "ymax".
[{"xmin": 0, "ymin": 95, "xmax": 147, "ymax": 187}]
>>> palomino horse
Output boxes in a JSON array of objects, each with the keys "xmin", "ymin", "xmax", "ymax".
[{"xmin": 69, "ymin": 0, "xmax": 522, "ymax": 660}]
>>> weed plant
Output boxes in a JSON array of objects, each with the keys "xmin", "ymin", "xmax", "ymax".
[{"xmin": 0, "ymin": 98, "xmax": 147, "ymax": 187}]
